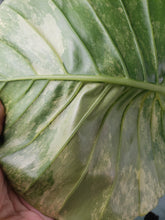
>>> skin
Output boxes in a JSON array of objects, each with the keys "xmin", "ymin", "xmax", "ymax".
[{"xmin": 0, "ymin": 102, "xmax": 54, "ymax": 220}]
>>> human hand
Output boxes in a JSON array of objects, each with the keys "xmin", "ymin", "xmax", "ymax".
[
  {"xmin": 0, "ymin": 102, "xmax": 54, "ymax": 220},
  {"xmin": 0, "ymin": 169, "xmax": 54, "ymax": 220}
]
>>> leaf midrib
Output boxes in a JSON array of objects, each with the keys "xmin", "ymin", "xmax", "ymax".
[{"xmin": 1, "ymin": 75, "xmax": 165, "ymax": 94}]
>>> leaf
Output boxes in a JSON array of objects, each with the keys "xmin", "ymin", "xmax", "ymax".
[{"xmin": 0, "ymin": 0, "xmax": 165, "ymax": 219}]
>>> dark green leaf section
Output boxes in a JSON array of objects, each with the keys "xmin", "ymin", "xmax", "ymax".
[
  {"xmin": 148, "ymin": 0, "xmax": 165, "ymax": 84},
  {"xmin": 0, "ymin": 0, "xmax": 165, "ymax": 220}
]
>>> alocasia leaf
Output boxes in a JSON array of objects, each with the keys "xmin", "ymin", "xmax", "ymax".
[{"xmin": 0, "ymin": 0, "xmax": 165, "ymax": 219}]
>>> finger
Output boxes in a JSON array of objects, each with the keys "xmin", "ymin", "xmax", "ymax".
[
  {"xmin": 20, "ymin": 198, "xmax": 55, "ymax": 220},
  {"xmin": 0, "ymin": 169, "xmax": 15, "ymax": 218}
]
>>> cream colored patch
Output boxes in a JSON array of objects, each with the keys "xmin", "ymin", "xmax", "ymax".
[
  {"xmin": 91, "ymin": 188, "xmax": 111, "ymax": 220},
  {"xmin": 39, "ymin": 14, "xmax": 64, "ymax": 57},
  {"xmin": 48, "ymin": 0, "xmax": 56, "ymax": 11},
  {"xmin": 0, "ymin": 18, "xmax": 5, "ymax": 29},
  {"xmin": 110, "ymin": 166, "xmax": 139, "ymax": 220},
  {"xmin": 135, "ymin": 168, "xmax": 140, "ymax": 180},
  {"xmin": 91, "ymin": 152, "xmax": 112, "ymax": 177},
  {"xmin": 118, "ymin": 7, "xmax": 123, "ymax": 13},
  {"xmin": 139, "ymin": 167, "xmax": 160, "ymax": 214},
  {"xmin": 151, "ymin": 107, "xmax": 159, "ymax": 142}
]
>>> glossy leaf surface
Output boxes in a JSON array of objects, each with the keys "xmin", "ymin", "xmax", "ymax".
[{"xmin": 0, "ymin": 0, "xmax": 165, "ymax": 219}]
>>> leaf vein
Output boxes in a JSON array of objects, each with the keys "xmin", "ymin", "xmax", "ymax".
[
  {"xmin": 23, "ymin": 84, "xmax": 111, "ymax": 194},
  {"xmin": 119, "ymin": 0, "xmax": 147, "ymax": 81},
  {"xmin": 4, "ymin": 80, "xmax": 49, "ymax": 133},
  {"xmin": 50, "ymin": 0, "xmax": 100, "ymax": 75},
  {"xmin": 2, "ymin": 82, "xmax": 83, "ymax": 158},
  {"xmin": 0, "ymin": 82, "xmax": 7, "ymax": 93},
  {"xmin": 58, "ymin": 86, "xmax": 125, "ymax": 212},
  {"xmin": 145, "ymin": 0, "xmax": 158, "ymax": 83},
  {"xmin": 0, "ymin": 39, "xmax": 39, "ymax": 76},
  {"xmin": 85, "ymin": 0, "xmax": 129, "ymax": 78},
  {"xmin": 150, "ymin": 96, "xmax": 161, "ymax": 189},
  {"xmin": 5, "ymin": 80, "xmax": 35, "ymax": 130},
  {"xmin": 7, "ymin": 5, "xmax": 69, "ymax": 75},
  {"xmin": 100, "ymin": 90, "xmax": 145, "ymax": 219},
  {"xmin": 137, "ymin": 92, "xmax": 153, "ymax": 214}
]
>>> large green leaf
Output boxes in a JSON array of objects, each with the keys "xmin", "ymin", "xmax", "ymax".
[{"xmin": 0, "ymin": 0, "xmax": 165, "ymax": 219}]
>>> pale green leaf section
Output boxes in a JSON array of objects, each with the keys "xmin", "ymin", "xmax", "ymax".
[{"xmin": 0, "ymin": 0, "xmax": 165, "ymax": 220}]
